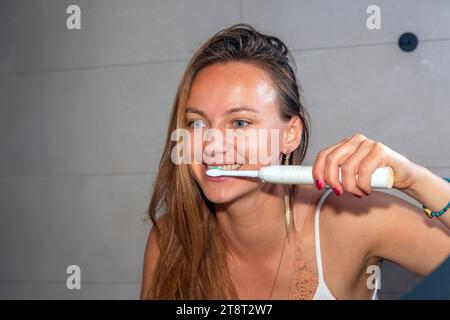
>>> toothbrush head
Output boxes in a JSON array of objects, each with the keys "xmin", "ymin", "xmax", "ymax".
[
  {"xmin": 205, "ymin": 167, "xmax": 260, "ymax": 178},
  {"xmin": 206, "ymin": 168, "xmax": 225, "ymax": 177}
]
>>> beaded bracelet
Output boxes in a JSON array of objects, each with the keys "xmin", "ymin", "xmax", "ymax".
[{"xmin": 422, "ymin": 177, "xmax": 450, "ymax": 219}]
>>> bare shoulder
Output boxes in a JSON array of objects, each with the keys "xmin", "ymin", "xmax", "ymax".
[
  {"xmin": 328, "ymin": 189, "xmax": 448, "ymax": 235},
  {"xmin": 320, "ymin": 188, "xmax": 426, "ymax": 226},
  {"xmin": 140, "ymin": 215, "xmax": 167, "ymax": 299},
  {"xmin": 320, "ymin": 189, "xmax": 447, "ymax": 238},
  {"xmin": 321, "ymin": 189, "xmax": 450, "ymax": 275},
  {"xmin": 319, "ymin": 189, "xmax": 394, "ymax": 226},
  {"xmin": 315, "ymin": 190, "xmax": 389, "ymax": 261}
]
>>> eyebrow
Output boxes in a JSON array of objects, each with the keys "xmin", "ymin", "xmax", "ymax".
[
  {"xmin": 185, "ymin": 105, "xmax": 259, "ymax": 117},
  {"xmin": 185, "ymin": 107, "xmax": 207, "ymax": 117},
  {"xmin": 226, "ymin": 106, "xmax": 259, "ymax": 114}
]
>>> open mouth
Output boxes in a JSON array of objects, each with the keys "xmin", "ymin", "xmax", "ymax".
[
  {"xmin": 206, "ymin": 164, "xmax": 243, "ymax": 171},
  {"xmin": 201, "ymin": 163, "xmax": 245, "ymax": 182}
]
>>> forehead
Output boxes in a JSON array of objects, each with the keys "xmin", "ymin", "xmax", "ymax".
[{"xmin": 186, "ymin": 61, "xmax": 277, "ymax": 114}]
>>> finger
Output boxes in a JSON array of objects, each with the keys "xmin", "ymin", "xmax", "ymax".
[
  {"xmin": 341, "ymin": 139, "xmax": 376, "ymax": 197},
  {"xmin": 312, "ymin": 136, "xmax": 351, "ymax": 189},
  {"xmin": 356, "ymin": 143, "xmax": 385, "ymax": 195},
  {"xmin": 324, "ymin": 138, "xmax": 363, "ymax": 195}
]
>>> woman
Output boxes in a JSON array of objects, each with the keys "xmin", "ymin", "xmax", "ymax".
[{"xmin": 141, "ymin": 24, "xmax": 450, "ymax": 300}]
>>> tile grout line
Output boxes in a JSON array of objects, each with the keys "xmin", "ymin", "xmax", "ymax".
[
  {"xmin": 0, "ymin": 280, "xmax": 141, "ymax": 285},
  {"xmin": 0, "ymin": 57, "xmax": 189, "ymax": 77},
  {"xmin": 0, "ymin": 172, "xmax": 156, "ymax": 179},
  {"xmin": 0, "ymin": 166, "xmax": 448, "ymax": 180},
  {"xmin": 292, "ymin": 37, "xmax": 450, "ymax": 53},
  {"xmin": 1, "ymin": 38, "xmax": 450, "ymax": 77}
]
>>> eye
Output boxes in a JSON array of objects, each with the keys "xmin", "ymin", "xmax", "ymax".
[
  {"xmin": 189, "ymin": 119, "xmax": 207, "ymax": 129},
  {"xmin": 233, "ymin": 119, "xmax": 250, "ymax": 128}
]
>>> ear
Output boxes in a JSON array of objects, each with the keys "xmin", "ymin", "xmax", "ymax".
[{"xmin": 282, "ymin": 116, "xmax": 303, "ymax": 154}]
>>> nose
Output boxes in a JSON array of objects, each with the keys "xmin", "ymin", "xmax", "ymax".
[
  {"xmin": 203, "ymin": 128, "xmax": 228, "ymax": 161},
  {"xmin": 203, "ymin": 128, "xmax": 239, "ymax": 164}
]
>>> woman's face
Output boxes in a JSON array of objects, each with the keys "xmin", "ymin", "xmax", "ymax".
[{"xmin": 185, "ymin": 61, "xmax": 292, "ymax": 204}]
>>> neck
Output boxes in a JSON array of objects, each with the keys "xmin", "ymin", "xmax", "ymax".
[{"xmin": 215, "ymin": 183, "xmax": 289, "ymax": 260}]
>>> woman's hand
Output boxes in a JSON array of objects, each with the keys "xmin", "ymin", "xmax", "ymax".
[{"xmin": 312, "ymin": 133, "xmax": 420, "ymax": 197}]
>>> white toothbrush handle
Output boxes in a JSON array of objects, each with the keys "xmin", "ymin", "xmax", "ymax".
[{"xmin": 258, "ymin": 165, "xmax": 394, "ymax": 189}]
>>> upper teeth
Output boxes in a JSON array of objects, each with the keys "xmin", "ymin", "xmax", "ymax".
[{"xmin": 208, "ymin": 164, "xmax": 242, "ymax": 170}]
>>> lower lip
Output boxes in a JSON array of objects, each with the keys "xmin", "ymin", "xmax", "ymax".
[{"xmin": 207, "ymin": 176, "xmax": 227, "ymax": 182}]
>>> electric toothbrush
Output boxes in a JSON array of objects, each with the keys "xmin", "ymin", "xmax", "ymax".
[{"xmin": 206, "ymin": 165, "xmax": 394, "ymax": 189}]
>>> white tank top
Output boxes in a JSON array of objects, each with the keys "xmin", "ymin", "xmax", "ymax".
[{"xmin": 312, "ymin": 188, "xmax": 379, "ymax": 300}]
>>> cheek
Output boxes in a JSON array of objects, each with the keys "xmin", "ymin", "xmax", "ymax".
[
  {"xmin": 188, "ymin": 130, "xmax": 204, "ymax": 164},
  {"xmin": 235, "ymin": 128, "xmax": 282, "ymax": 166},
  {"xmin": 189, "ymin": 163, "xmax": 203, "ymax": 184}
]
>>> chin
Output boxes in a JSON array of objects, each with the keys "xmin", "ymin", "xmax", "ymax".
[
  {"xmin": 203, "ymin": 190, "xmax": 237, "ymax": 204},
  {"xmin": 201, "ymin": 178, "xmax": 258, "ymax": 203}
]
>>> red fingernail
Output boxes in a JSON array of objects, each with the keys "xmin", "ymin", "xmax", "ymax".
[
  {"xmin": 315, "ymin": 179, "xmax": 324, "ymax": 190},
  {"xmin": 333, "ymin": 187, "xmax": 342, "ymax": 196}
]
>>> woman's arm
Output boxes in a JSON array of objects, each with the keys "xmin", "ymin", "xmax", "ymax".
[
  {"xmin": 310, "ymin": 132, "xmax": 449, "ymax": 282},
  {"xmin": 400, "ymin": 164, "xmax": 450, "ymax": 228},
  {"xmin": 368, "ymin": 190, "xmax": 450, "ymax": 276},
  {"xmin": 311, "ymin": 134, "xmax": 449, "ymax": 228},
  {"xmin": 369, "ymin": 165, "xmax": 450, "ymax": 276}
]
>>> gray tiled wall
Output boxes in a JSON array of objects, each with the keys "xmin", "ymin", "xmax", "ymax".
[{"xmin": 1, "ymin": 0, "xmax": 448, "ymax": 299}]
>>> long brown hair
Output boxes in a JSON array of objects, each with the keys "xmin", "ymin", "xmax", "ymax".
[{"xmin": 145, "ymin": 23, "xmax": 310, "ymax": 299}]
